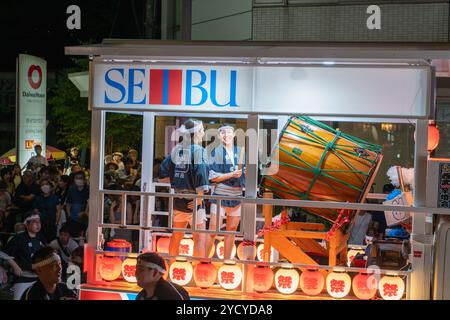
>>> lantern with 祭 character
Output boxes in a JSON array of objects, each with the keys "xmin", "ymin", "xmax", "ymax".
[
  {"xmin": 121, "ymin": 258, "xmax": 137, "ymax": 283},
  {"xmin": 256, "ymin": 243, "xmax": 276, "ymax": 262},
  {"xmin": 326, "ymin": 268, "xmax": 352, "ymax": 299},
  {"xmin": 378, "ymin": 273, "xmax": 405, "ymax": 300},
  {"xmin": 218, "ymin": 261, "xmax": 242, "ymax": 290},
  {"xmin": 193, "ymin": 262, "xmax": 217, "ymax": 289},
  {"xmin": 274, "ymin": 264, "xmax": 299, "ymax": 295},
  {"xmin": 299, "ymin": 269, "xmax": 325, "ymax": 296},
  {"xmin": 169, "ymin": 257, "xmax": 193, "ymax": 286},
  {"xmin": 352, "ymin": 272, "xmax": 378, "ymax": 300},
  {"xmin": 179, "ymin": 238, "xmax": 194, "ymax": 257},
  {"xmin": 251, "ymin": 265, "xmax": 274, "ymax": 293},
  {"xmin": 99, "ymin": 255, "xmax": 122, "ymax": 281},
  {"xmin": 237, "ymin": 242, "xmax": 257, "ymax": 261},
  {"xmin": 216, "ymin": 240, "xmax": 237, "ymax": 260}
]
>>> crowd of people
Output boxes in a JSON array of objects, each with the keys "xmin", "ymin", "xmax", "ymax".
[{"xmin": 0, "ymin": 145, "xmax": 87, "ymax": 300}]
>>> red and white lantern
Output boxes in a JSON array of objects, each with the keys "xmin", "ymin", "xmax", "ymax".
[
  {"xmin": 169, "ymin": 257, "xmax": 193, "ymax": 286},
  {"xmin": 252, "ymin": 266, "xmax": 274, "ymax": 293},
  {"xmin": 378, "ymin": 274, "xmax": 405, "ymax": 300},
  {"xmin": 156, "ymin": 237, "xmax": 170, "ymax": 254},
  {"xmin": 256, "ymin": 243, "xmax": 275, "ymax": 262},
  {"xmin": 326, "ymin": 268, "xmax": 352, "ymax": 299},
  {"xmin": 274, "ymin": 265, "xmax": 299, "ymax": 295},
  {"xmin": 299, "ymin": 269, "xmax": 325, "ymax": 296},
  {"xmin": 121, "ymin": 258, "xmax": 137, "ymax": 283},
  {"xmin": 193, "ymin": 262, "xmax": 217, "ymax": 289},
  {"xmin": 179, "ymin": 238, "xmax": 194, "ymax": 257},
  {"xmin": 352, "ymin": 272, "xmax": 378, "ymax": 300},
  {"xmin": 99, "ymin": 255, "xmax": 122, "ymax": 281},
  {"xmin": 237, "ymin": 242, "xmax": 257, "ymax": 260},
  {"xmin": 216, "ymin": 240, "xmax": 236, "ymax": 260},
  {"xmin": 218, "ymin": 261, "xmax": 242, "ymax": 290}
]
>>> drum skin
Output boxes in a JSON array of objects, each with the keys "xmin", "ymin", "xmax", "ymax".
[{"xmin": 260, "ymin": 116, "xmax": 382, "ymax": 223}]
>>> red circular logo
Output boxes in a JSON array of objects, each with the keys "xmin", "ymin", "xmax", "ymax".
[{"xmin": 28, "ymin": 65, "xmax": 42, "ymax": 90}]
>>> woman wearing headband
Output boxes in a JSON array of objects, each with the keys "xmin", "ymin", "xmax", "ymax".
[
  {"xmin": 205, "ymin": 124, "xmax": 245, "ymax": 260},
  {"xmin": 159, "ymin": 119, "xmax": 209, "ymax": 258}
]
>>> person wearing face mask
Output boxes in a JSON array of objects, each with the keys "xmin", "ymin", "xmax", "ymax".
[
  {"xmin": 66, "ymin": 172, "xmax": 89, "ymax": 238},
  {"xmin": 32, "ymin": 179, "xmax": 62, "ymax": 243}
]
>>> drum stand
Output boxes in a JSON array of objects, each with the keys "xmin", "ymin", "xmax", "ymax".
[{"xmin": 262, "ymin": 191, "xmax": 349, "ymax": 267}]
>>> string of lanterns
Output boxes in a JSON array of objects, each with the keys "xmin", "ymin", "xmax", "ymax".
[{"xmin": 98, "ymin": 254, "xmax": 406, "ymax": 300}]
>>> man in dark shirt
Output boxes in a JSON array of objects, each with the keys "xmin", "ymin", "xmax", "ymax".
[
  {"xmin": 21, "ymin": 246, "xmax": 77, "ymax": 300},
  {"xmin": 10, "ymin": 171, "xmax": 41, "ymax": 228},
  {"xmin": 135, "ymin": 252, "xmax": 189, "ymax": 300},
  {"xmin": 66, "ymin": 171, "xmax": 89, "ymax": 237},
  {"xmin": 6, "ymin": 212, "xmax": 46, "ymax": 299}
]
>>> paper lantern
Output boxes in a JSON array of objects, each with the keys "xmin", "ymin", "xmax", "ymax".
[
  {"xmin": 326, "ymin": 269, "xmax": 352, "ymax": 299},
  {"xmin": 179, "ymin": 238, "xmax": 194, "ymax": 257},
  {"xmin": 378, "ymin": 274, "xmax": 405, "ymax": 300},
  {"xmin": 216, "ymin": 240, "xmax": 236, "ymax": 260},
  {"xmin": 99, "ymin": 255, "xmax": 122, "ymax": 281},
  {"xmin": 252, "ymin": 266, "xmax": 274, "ymax": 293},
  {"xmin": 256, "ymin": 243, "xmax": 275, "ymax": 262},
  {"xmin": 121, "ymin": 258, "xmax": 137, "ymax": 283},
  {"xmin": 237, "ymin": 242, "xmax": 257, "ymax": 260},
  {"xmin": 169, "ymin": 257, "xmax": 193, "ymax": 286},
  {"xmin": 274, "ymin": 265, "xmax": 299, "ymax": 295},
  {"xmin": 193, "ymin": 262, "xmax": 217, "ymax": 289},
  {"xmin": 218, "ymin": 261, "xmax": 242, "ymax": 290},
  {"xmin": 414, "ymin": 124, "xmax": 440, "ymax": 152},
  {"xmin": 208, "ymin": 242, "xmax": 216, "ymax": 259},
  {"xmin": 299, "ymin": 269, "xmax": 325, "ymax": 296},
  {"xmin": 156, "ymin": 237, "xmax": 170, "ymax": 254},
  {"xmin": 347, "ymin": 249, "xmax": 365, "ymax": 267},
  {"xmin": 352, "ymin": 272, "xmax": 378, "ymax": 300}
]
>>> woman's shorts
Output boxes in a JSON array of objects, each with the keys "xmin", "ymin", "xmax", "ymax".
[
  {"xmin": 173, "ymin": 208, "xmax": 207, "ymax": 225},
  {"xmin": 210, "ymin": 203, "xmax": 241, "ymax": 219}
]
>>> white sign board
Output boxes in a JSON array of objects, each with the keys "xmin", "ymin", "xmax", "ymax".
[
  {"xmin": 16, "ymin": 54, "xmax": 47, "ymax": 169},
  {"xmin": 92, "ymin": 63, "xmax": 430, "ymax": 118}
]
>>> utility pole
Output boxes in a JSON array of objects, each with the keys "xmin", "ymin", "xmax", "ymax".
[{"xmin": 180, "ymin": 0, "xmax": 192, "ymax": 41}]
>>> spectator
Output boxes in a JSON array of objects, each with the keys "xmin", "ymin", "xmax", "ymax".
[
  {"xmin": 33, "ymin": 179, "xmax": 62, "ymax": 243},
  {"xmin": 49, "ymin": 224, "xmax": 79, "ymax": 279},
  {"xmin": 10, "ymin": 171, "xmax": 41, "ymax": 229},
  {"xmin": 69, "ymin": 164, "xmax": 83, "ymax": 182},
  {"xmin": 27, "ymin": 145, "xmax": 49, "ymax": 168},
  {"xmin": 12, "ymin": 164, "xmax": 22, "ymax": 189},
  {"xmin": 63, "ymin": 147, "xmax": 80, "ymax": 176},
  {"xmin": 112, "ymin": 152, "xmax": 125, "ymax": 171},
  {"xmin": 1, "ymin": 167, "xmax": 15, "ymax": 197},
  {"xmin": 21, "ymin": 246, "xmax": 76, "ymax": 300},
  {"xmin": 135, "ymin": 252, "xmax": 189, "ymax": 300},
  {"xmin": 0, "ymin": 182, "xmax": 11, "ymax": 236},
  {"xmin": 108, "ymin": 194, "xmax": 133, "ymax": 243},
  {"xmin": 66, "ymin": 172, "xmax": 89, "ymax": 238},
  {"xmin": 55, "ymin": 175, "xmax": 70, "ymax": 206},
  {"xmin": 118, "ymin": 157, "xmax": 138, "ymax": 189},
  {"xmin": 104, "ymin": 161, "xmax": 119, "ymax": 189},
  {"xmin": 69, "ymin": 246, "xmax": 86, "ymax": 284},
  {"xmin": 128, "ymin": 149, "xmax": 141, "ymax": 171},
  {"xmin": 5, "ymin": 212, "xmax": 46, "ymax": 300}
]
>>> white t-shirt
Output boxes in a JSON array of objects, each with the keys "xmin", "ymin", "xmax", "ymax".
[{"xmin": 49, "ymin": 238, "xmax": 79, "ymax": 263}]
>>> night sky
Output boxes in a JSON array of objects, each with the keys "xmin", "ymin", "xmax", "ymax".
[{"xmin": 0, "ymin": 0, "xmax": 148, "ymax": 71}]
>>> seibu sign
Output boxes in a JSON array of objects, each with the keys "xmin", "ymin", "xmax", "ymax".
[
  {"xmin": 92, "ymin": 63, "xmax": 430, "ymax": 118},
  {"xmin": 94, "ymin": 64, "xmax": 253, "ymax": 112}
]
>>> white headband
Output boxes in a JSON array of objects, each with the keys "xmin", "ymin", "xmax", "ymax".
[
  {"xmin": 24, "ymin": 214, "xmax": 40, "ymax": 224},
  {"xmin": 137, "ymin": 261, "xmax": 166, "ymax": 274},
  {"xmin": 177, "ymin": 122, "xmax": 203, "ymax": 135},
  {"xmin": 32, "ymin": 253, "xmax": 61, "ymax": 270},
  {"xmin": 365, "ymin": 235, "xmax": 374, "ymax": 242},
  {"xmin": 218, "ymin": 125, "xmax": 234, "ymax": 132}
]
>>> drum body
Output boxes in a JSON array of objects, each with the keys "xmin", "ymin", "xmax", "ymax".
[{"xmin": 261, "ymin": 116, "xmax": 382, "ymax": 223}]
